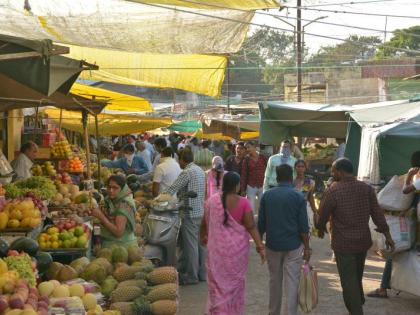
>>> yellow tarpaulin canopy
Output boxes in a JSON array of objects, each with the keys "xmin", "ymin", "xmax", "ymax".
[
  {"xmin": 0, "ymin": 0, "xmax": 253, "ymax": 54},
  {"xmin": 69, "ymin": 47, "xmax": 227, "ymax": 97},
  {"xmin": 44, "ymin": 108, "xmax": 172, "ymax": 136},
  {"xmin": 70, "ymin": 83, "xmax": 153, "ymax": 112},
  {"xmin": 193, "ymin": 129, "xmax": 259, "ymax": 140},
  {"xmin": 127, "ymin": 0, "xmax": 280, "ymax": 10}
]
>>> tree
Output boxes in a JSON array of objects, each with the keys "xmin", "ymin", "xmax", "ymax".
[
  {"xmin": 376, "ymin": 25, "xmax": 420, "ymax": 58},
  {"xmin": 307, "ymin": 35, "xmax": 382, "ymax": 66},
  {"xmin": 225, "ymin": 27, "xmax": 295, "ymax": 98}
]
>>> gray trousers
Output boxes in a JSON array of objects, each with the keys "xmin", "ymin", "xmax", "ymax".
[
  {"xmin": 266, "ymin": 246, "xmax": 303, "ymax": 315},
  {"xmin": 178, "ymin": 216, "xmax": 207, "ymax": 283}
]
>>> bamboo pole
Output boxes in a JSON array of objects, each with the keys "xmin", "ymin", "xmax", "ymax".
[{"xmin": 94, "ymin": 114, "xmax": 101, "ymax": 186}]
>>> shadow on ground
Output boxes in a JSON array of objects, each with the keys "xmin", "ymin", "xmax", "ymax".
[{"xmin": 179, "ymin": 238, "xmax": 420, "ymax": 315}]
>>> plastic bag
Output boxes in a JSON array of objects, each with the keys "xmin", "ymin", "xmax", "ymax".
[
  {"xmin": 372, "ymin": 213, "xmax": 416, "ymax": 255},
  {"xmin": 298, "ymin": 263, "xmax": 318, "ymax": 313},
  {"xmin": 391, "ymin": 249, "xmax": 420, "ymax": 297},
  {"xmin": 377, "ymin": 175, "xmax": 414, "ymax": 211}
]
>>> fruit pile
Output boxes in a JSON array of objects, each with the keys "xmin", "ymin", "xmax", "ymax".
[
  {"xmin": 37, "ymin": 221, "xmax": 90, "ymax": 250},
  {"xmin": 94, "ymin": 246, "xmax": 178, "ymax": 315},
  {"xmin": 0, "ymin": 244, "xmax": 53, "ymax": 315},
  {"xmin": 5, "ymin": 177, "xmax": 57, "ymax": 201},
  {"xmin": 0, "ymin": 199, "xmax": 42, "ymax": 230},
  {"xmin": 50, "ymin": 140, "xmax": 73, "ymax": 159},
  {"xmin": 31, "ymin": 161, "xmax": 57, "ymax": 177},
  {"xmin": 63, "ymin": 157, "xmax": 84, "ymax": 173},
  {"xmin": 55, "ymin": 172, "xmax": 73, "ymax": 185},
  {"xmin": 37, "ymin": 280, "xmax": 103, "ymax": 313}
]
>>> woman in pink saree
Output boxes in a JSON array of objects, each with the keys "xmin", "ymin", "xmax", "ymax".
[{"xmin": 201, "ymin": 172, "xmax": 265, "ymax": 315}]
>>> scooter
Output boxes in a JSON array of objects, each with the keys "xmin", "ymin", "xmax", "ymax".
[{"xmin": 143, "ymin": 191, "xmax": 197, "ymax": 266}]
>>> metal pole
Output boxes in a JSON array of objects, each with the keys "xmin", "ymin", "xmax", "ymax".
[
  {"xmin": 296, "ymin": 0, "xmax": 302, "ymax": 102},
  {"xmin": 384, "ymin": 15, "xmax": 388, "ymax": 42}
]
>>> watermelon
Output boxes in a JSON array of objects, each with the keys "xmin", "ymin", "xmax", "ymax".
[
  {"xmin": 9, "ymin": 237, "xmax": 39, "ymax": 256},
  {"xmin": 0, "ymin": 238, "xmax": 9, "ymax": 257},
  {"xmin": 35, "ymin": 252, "xmax": 53, "ymax": 274}
]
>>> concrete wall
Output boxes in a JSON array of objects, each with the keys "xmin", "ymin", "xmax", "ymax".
[{"xmin": 326, "ymin": 78, "xmax": 384, "ymax": 105}]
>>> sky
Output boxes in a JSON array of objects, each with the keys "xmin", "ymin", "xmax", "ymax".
[{"xmin": 252, "ymin": 0, "xmax": 420, "ymax": 54}]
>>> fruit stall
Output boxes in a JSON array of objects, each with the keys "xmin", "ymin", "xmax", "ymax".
[{"xmin": 0, "ymin": 165, "xmax": 178, "ymax": 315}]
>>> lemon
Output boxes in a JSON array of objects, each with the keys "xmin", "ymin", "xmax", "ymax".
[
  {"xmin": 51, "ymin": 241, "xmax": 59, "ymax": 249},
  {"xmin": 39, "ymin": 241, "xmax": 47, "ymax": 249},
  {"xmin": 50, "ymin": 234, "xmax": 58, "ymax": 242}
]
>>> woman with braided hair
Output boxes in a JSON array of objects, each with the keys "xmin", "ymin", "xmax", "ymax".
[
  {"xmin": 205, "ymin": 156, "xmax": 226, "ymax": 201},
  {"xmin": 200, "ymin": 171, "xmax": 265, "ymax": 315}
]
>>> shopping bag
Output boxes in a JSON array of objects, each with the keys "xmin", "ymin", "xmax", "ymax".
[
  {"xmin": 377, "ymin": 175, "xmax": 414, "ymax": 211},
  {"xmin": 298, "ymin": 263, "xmax": 318, "ymax": 313}
]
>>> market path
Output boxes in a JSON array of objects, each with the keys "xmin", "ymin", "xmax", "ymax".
[{"xmin": 179, "ymin": 237, "xmax": 420, "ymax": 315}]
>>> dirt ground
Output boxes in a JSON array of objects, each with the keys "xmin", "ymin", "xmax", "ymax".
[{"xmin": 179, "ymin": 238, "xmax": 420, "ymax": 315}]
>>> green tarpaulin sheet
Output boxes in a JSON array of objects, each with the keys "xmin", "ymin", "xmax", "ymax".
[
  {"xmin": 259, "ymin": 101, "xmax": 353, "ymax": 144},
  {"xmin": 347, "ymin": 100, "xmax": 420, "ymax": 180},
  {"xmin": 168, "ymin": 120, "xmax": 202, "ymax": 133},
  {"xmin": 0, "ymin": 35, "xmax": 83, "ymax": 96}
]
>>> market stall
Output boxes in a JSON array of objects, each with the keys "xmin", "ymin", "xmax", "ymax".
[{"xmin": 346, "ymin": 99, "xmax": 420, "ymax": 184}]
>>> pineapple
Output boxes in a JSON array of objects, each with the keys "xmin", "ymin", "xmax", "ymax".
[
  {"xmin": 117, "ymin": 279, "xmax": 147, "ymax": 289},
  {"xmin": 135, "ymin": 298, "xmax": 177, "ymax": 315},
  {"xmin": 147, "ymin": 267, "xmax": 178, "ymax": 285},
  {"xmin": 110, "ymin": 286, "xmax": 143, "ymax": 303},
  {"xmin": 110, "ymin": 302, "xmax": 135, "ymax": 315},
  {"xmin": 146, "ymin": 283, "xmax": 178, "ymax": 303},
  {"xmin": 113, "ymin": 265, "xmax": 143, "ymax": 282}
]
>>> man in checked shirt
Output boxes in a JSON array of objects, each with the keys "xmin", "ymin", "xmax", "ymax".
[
  {"xmin": 314, "ymin": 158, "xmax": 395, "ymax": 315},
  {"xmin": 165, "ymin": 148, "xmax": 206, "ymax": 285}
]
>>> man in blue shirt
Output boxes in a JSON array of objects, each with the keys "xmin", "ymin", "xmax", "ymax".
[
  {"xmin": 101, "ymin": 144, "xmax": 149, "ymax": 176},
  {"xmin": 258, "ymin": 164, "xmax": 311, "ymax": 315}
]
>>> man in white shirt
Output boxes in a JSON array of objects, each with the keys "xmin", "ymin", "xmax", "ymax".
[
  {"xmin": 153, "ymin": 147, "xmax": 181, "ymax": 197},
  {"xmin": 11, "ymin": 141, "xmax": 38, "ymax": 181},
  {"xmin": 135, "ymin": 141, "xmax": 152, "ymax": 171},
  {"xmin": 335, "ymin": 138, "xmax": 346, "ymax": 160}
]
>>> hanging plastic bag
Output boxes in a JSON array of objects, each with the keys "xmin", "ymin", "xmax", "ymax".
[
  {"xmin": 298, "ymin": 263, "xmax": 318, "ymax": 313},
  {"xmin": 377, "ymin": 175, "xmax": 414, "ymax": 211}
]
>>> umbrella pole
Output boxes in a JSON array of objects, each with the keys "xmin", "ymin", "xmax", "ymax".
[
  {"xmin": 94, "ymin": 114, "xmax": 101, "ymax": 186},
  {"xmin": 33, "ymin": 106, "xmax": 39, "ymax": 142},
  {"xmin": 82, "ymin": 110, "xmax": 91, "ymax": 180},
  {"xmin": 58, "ymin": 108, "xmax": 63, "ymax": 135}
]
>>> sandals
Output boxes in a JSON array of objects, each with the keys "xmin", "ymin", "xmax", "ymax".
[{"xmin": 367, "ymin": 289, "xmax": 388, "ymax": 298}]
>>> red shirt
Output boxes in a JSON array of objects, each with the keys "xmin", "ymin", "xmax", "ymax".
[{"xmin": 240, "ymin": 154, "xmax": 267, "ymax": 192}]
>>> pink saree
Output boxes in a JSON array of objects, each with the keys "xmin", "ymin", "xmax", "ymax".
[
  {"xmin": 205, "ymin": 194, "xmax": 250, "ymax": 315},
  {"xmin": 206, "ymin": 170, "xmax": 226, "ymax": 199}
]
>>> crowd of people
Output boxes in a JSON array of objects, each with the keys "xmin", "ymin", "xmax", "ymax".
[{"xmin": 15, "ymin": 133, "xmax": 418, "ymax": 315}]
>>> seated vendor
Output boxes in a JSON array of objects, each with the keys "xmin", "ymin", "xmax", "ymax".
[
  {"xmin": 101, "ymin": 144, "xmax": 149, "ymax": 175},
  {"xmin": 11, "ymin": 141, "xmax": 38, "ymax": 181},
  {"xmin": 91, "ymin": 175, "xmax": 137, "ymax": 248}
]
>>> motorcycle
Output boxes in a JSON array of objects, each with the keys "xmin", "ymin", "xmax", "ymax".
[{"xmin": 143, "ymin": 191, "xmax": 197, "ymax": 266}]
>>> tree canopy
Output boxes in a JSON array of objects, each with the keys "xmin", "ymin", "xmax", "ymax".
[{"xmin": 376, "ymin": 25, "xmax": 420, "ymax": 58}]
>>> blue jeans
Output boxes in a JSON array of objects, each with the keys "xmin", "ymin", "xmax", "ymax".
[{"xmin": 380, "ymin": 259, "xmax": 392, "ymax": 289}]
